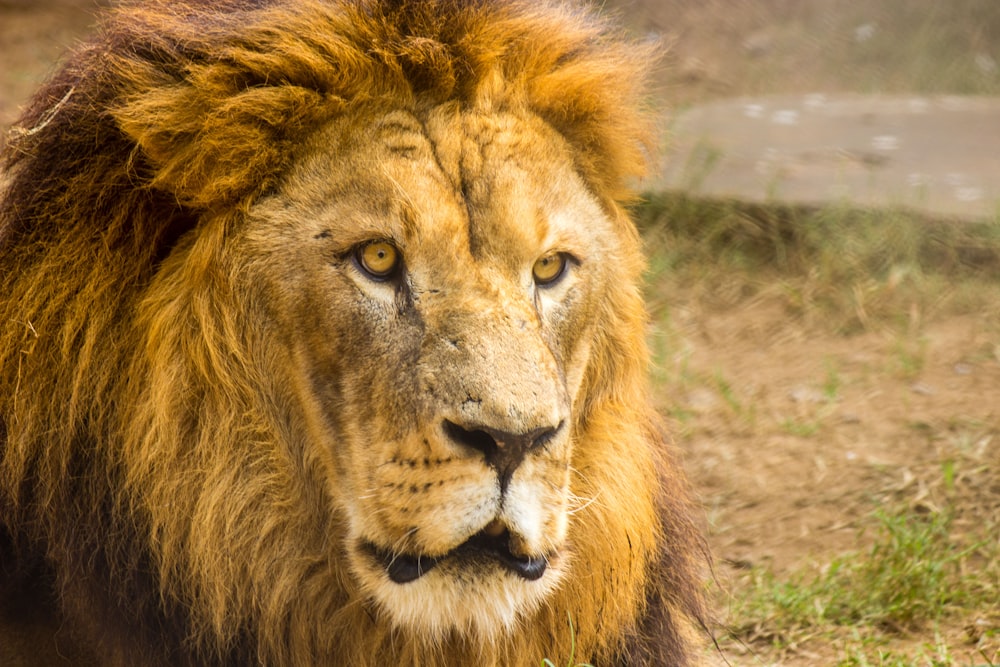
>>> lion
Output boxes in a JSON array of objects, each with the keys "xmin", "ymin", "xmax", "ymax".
[{"xmin": 0, "ymin": 0, "xmax": 708, "ymax": 664}]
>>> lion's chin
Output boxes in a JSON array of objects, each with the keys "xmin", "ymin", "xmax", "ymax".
[
  {"xmin": 353, "ymin": 522, "xmax": 566, "ymax": 638},
  {"xmin": 362, "ymin": 524, "xmax": 554, "ymax": 584}
]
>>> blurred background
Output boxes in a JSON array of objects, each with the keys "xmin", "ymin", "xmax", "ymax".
[
  {"xmin": 2, "ymin": 2, "xmax": 998, "ymax": 665},
  {"xmin": 615, "ymin": 0, "xmax": 1000, "ymax": 103}
]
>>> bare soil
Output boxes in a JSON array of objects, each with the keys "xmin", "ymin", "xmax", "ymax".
[
  {"xmin": 661, "ymin": 294, "xmax": 1000, "ymax": 664},
  {"xmin": 2, "ymin": 2, "xmax": 998, "ymax": 665}
]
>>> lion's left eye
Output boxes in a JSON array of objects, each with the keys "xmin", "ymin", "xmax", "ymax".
[
  {"xmin": 355, "ymin": 241, "xmax": 401, "ymax": 281},
  {"xmin": 532, "ymin": 252, "xmax": 568, "ymax": 286}
]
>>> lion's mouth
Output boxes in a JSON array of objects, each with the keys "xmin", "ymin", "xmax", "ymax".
[{"xmin": 364, "ymin": 523, "xmax": 550, "ymax": 584}]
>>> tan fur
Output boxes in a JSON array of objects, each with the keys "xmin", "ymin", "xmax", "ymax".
[{"xmin": 0, "ymin": 1, "xmax": 707, "ymax": 665}]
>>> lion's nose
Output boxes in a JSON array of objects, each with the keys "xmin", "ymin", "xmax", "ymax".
[{"xmin": 442, "ymin": 419, "xmax": 563, "ymax": 493}]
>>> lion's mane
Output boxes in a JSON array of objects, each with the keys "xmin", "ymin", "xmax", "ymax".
[{"xmin": 0, "ymin": 1, "xmax": 707, "ymax": 664}]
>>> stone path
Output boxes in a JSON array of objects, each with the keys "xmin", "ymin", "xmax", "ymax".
[{"xmin": 652, "ymin": 94, "xmax": 1000, "ymax": 221}]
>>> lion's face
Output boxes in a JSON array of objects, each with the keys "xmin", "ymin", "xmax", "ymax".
[{"xmin": 238, "ymin": 104, "xmax": 620, "ymax": 636}]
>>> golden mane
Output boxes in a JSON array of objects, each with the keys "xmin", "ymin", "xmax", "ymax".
[{"xmin": 0, "ymin": 1, "xmax": 707, "ymax": 664}]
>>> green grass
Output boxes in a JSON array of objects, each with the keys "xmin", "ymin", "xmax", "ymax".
[
  {"xmin": 778, "ymin": 417, "xmax": 822, "ymax": 438},
  {"xmin": 822, "ymin": 358, "xmax": 842, "ymax": 401},
  {"xmin": 540, "ymin": 614, "xmax": 593, "ymax": 667},
  {"xmin": 837, "ymin": 633, "xmax": 998, "ymax": 667},
  {"xmin": 722, "ymin": 505, "xmax": 999, "ymax": 656},
  {"xmin": 889, "ymin": 335, "xmax": 928, "ymax": 380}
]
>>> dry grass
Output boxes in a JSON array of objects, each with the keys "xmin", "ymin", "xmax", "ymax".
[{"xmin": 638, "ymin": 194, "xmax": 1000, "ymax": 333}]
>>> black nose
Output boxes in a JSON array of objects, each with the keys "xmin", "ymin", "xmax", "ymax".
[{"xmin": 442, "ymin": 419, "xmax": 563, "ymax": 492}]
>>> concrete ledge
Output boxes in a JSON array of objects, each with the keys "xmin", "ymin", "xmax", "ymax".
[{"xmin": 651, "ymin": 94, "xmax": 1000, "ymax": 221}]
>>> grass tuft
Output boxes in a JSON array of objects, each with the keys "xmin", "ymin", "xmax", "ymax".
[
  {"xmin": 726, "ymin": 507, "xmax": 999, "ymax": 644},
  {"xmin": 637, "ymin": 193, "xmax": 1000, "ymax": 332},
  {"xmin": 540, "ymin": 613, "xmax": 593, "ymax": 667}
]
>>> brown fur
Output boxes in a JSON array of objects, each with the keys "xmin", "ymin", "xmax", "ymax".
[{"xmin": 0, "ymin": 1, "xmax": 708, "ymax": 665}]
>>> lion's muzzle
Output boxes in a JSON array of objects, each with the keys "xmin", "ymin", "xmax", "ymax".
[{"xmin": 365, "ymin": 421, "xmax": 567, "ymax": 585}]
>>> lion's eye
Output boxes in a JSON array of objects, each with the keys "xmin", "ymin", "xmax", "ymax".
[
  {"xmin": 532, "ymin": 252, "xmax": 568, "ymax": 286},
  {"xmin": 355, "ymin": 241, "xmax": 401, "ymax": 280}
]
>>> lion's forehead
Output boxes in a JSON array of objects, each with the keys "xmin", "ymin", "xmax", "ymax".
[{"xmin": 337, "ymin": 106, "xmax": 606, "ymax": 262}]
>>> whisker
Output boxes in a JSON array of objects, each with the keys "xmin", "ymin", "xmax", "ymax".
[{"xmin": 566, "ymin": 490, "xmax": 602, "ymax": 515}]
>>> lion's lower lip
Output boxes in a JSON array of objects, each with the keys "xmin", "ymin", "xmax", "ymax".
[
  {"xmin": 382, "ymin": 552, "xmax": 440, "ymax": 584},
  {"xmin": 457, "ymin": 530, "xmax": 549, "ymax": 581},
  {"xmin": 366, "ymin": 528, "xmax": 549, "ymax": 584}
]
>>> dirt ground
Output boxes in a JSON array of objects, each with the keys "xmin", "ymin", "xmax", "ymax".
[
  {"xmin": 662, "ymin": 295, "xmax": 1000, "ymax": 664},
  {"xmin": 2, "ymin": 2, "xmax": 998, "ymax": 666}
]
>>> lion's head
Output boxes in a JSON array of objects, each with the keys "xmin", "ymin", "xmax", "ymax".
[
  {"xmin": 264, "ymin": 107, "xmax": 617, "ymax": 631},
  {"xmin": 0, "ymin": 1, "xmax": 707, "ymax": 665}
]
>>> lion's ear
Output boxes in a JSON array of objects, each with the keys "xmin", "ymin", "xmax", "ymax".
[{"xmin": 114, "ymin": 68, "xmax": 340, "ymax": 209}]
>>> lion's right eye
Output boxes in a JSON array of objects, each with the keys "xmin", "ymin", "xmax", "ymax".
[
  {"xmin": 354, "ymin": 241, "xmax": 401, "ymax": 281},
  {"xmin": 532, "ymin": 252, "xmax": 569, "ymax": 287}
]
